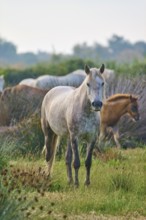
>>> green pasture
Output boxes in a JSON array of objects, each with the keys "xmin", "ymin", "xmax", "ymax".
[{"xmin": 1, "ymin": 147, "xmax": 146, "ymax": 220}]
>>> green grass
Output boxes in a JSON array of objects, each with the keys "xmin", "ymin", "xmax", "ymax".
[{"xmin": 1, "ymin": 148, "xmax": 146, "ymax": 219}]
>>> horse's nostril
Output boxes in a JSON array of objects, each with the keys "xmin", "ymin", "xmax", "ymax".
[
  {"xmin": 92, "ymin": 101, "xmax": 95, "ymax": 107},
  {"xmin": 99, "ymin": 101, "xmax": 103, "ymax": 108},
  {"xmin": 92, "ymin": 101, "xmax": 102, "ymax": 108}
]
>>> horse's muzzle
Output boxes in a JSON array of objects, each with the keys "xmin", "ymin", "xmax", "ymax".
[{"xmin": 91, "ymin": 101, "xmax": 103, "ymax": 111}]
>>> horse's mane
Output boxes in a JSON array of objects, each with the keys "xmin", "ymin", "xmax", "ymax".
[{"xmin": 107, "ymin": 94, "xmax": 134, "ymax": 102}]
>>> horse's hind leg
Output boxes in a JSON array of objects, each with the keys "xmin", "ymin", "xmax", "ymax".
[{"xmin": 65, "ymin": 139, "xmax": 73, "ymax": 184}]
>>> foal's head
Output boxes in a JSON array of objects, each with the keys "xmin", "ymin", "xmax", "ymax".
[
  {"xmin": 127, "ymin": 95, "xmax": 139, "ymax": 121},
  {"xmin": 85, "ymin": 64, "xmax": 105, "ymax": 111}
]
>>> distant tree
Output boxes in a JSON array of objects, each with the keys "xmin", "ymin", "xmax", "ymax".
[
  {"xmin": 0, "ymin": 38, "xmax": 17, "ymax": 60},
  {"xmin": 93, "ymin": 43, "xmax": 111, "ymax": 60},
  {"xmin": 134, "ymin": 41, "xmax": 146, "ymax": 55},
  {"xmin": 1, "ymin": 35, "xmax": 146, "ymax": 67},
  {"xmin": 72, "ymin": 42, "xmax": 101, "ymax": 61},
  {"xmin": 18, "ymin": 52, "xmax": 38, "ymax": 65},
  {"xmin": 108, "ymin": 35, "xmax": 132, "ymax": 57},
  {"xmin": 37, "ymin": 51, "xmax": 51, "ymax": 62}
]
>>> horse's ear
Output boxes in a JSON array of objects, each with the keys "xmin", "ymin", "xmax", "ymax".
[
  {"xmin": 100, "ymin": 64, "xmax": 105, "ymax": 74},
  {"xmin": 85, "ymin": 65, "xmax": 90, "ymax": 75},
  {"xmin": 130, "ymin": 94, "xmax": 138, "ymax": 102}
]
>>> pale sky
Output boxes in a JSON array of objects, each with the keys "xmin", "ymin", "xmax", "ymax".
[{"xmin": 0, "ymin": 0, "xmax": 146, "ymax": 54}]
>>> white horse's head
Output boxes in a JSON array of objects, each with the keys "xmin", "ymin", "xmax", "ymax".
[{"xmin": 85, "ymin": 64, "xmax": 105, "ymax": 111}]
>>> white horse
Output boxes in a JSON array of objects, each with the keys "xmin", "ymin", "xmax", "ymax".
[
  {"xmin": 19, "ymin": 70, "xmax": 85, "ymax": 89},
  {"xmin": 19, "ymin": 68, "xmax": 114, "ymax": 90},
  {"xmin": 41, "ymin": 64, "xmax": 106, "ymax": 186}
]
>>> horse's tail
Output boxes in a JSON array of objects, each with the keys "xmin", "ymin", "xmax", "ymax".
[
  {"xmin": 42, "ymin": 145, "xmax": 46, "ymax": 155},
  {"xmin": 47, "ymin": 135, "xmax": 58, "ymax": 175},
  {"xmin": 42, "ymin": 136, "xmax": 61, "ymax": 155}
]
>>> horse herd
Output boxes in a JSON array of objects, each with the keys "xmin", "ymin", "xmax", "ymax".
[{"xmin": 0, "ymin": 65, "xmax": 139, "ymax": 186}]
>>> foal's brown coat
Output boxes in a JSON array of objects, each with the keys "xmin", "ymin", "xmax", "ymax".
[{"xmin": 99, "ymin": 94, "xmax": 139, "ymax": 148}]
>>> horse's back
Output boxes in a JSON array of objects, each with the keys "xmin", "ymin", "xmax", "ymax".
[
  {"xmin": 19, "ymin": 78, "xmax": 36, "ymax": 87},
  {"xmin": 60, "ymin": 70, "xmax": 85, "ymax": 87},
  {"xmin": 41, "ymin": 86, "xmax": 75, "ymax": 136},
  {"xmin": 42, "ymin": 86, "xmax": 75, "ymax": 113},
  {"xmin": 35, "ymin": 70, "xmax": 86, "ymax": 89},
  {"xmin": 36, "ymin": 75, "xmax": 59, "ymax": 89}
]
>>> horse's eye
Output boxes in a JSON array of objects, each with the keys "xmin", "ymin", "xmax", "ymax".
[
  {"xmin": 87, "ymin": 83, "xmax": 90, "ymax": 87},
  {"xmin": 131, "ymin": 105, "xmax": 137, "ymax": 112},
  {"xmin": 102, "ymin": 82, "xmax": 104, "ymax": 86}
]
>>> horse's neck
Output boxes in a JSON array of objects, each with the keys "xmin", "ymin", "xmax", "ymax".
[
  {"xmin": 107, "ymin": 99, "xmax": 129, "ymax": 118},
  {"xmin": 75, "ymin": 83, "xmax": 91, "ymax": 112}
]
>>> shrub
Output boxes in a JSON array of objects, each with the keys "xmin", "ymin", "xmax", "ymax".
[
  {"xmin": 0, "ymin": 114, "xmax": 44, "ymax": 158},
  {"xmin": 110, "ymin": 170, "xmax": 134, "ymax": 192},
  {"xmin": 0, "ymin": 154, "xmax": 8, "ymax": 171}
]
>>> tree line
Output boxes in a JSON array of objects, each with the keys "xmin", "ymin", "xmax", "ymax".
[{"xmin": 0, "ymin": 34, "xmax": 146, "ymax": 67}]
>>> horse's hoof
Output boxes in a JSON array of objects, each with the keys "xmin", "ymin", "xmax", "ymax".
[
  {"xmin": 68, "ymin": 179, "xmax": 73, "ymax": 185},
  {"xmin": 84, "ymin": 180, "xmax": 90, "ymax": 186},
  {"xmin": 74, "ymin": 181, "xmax": 79, "ymax": 188}
]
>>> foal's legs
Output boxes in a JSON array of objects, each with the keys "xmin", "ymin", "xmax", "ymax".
[
  {"xmin": 98, "ymin": 124, "xmax": 108, "ymax": 149},
  {"xmin": 70, "ymin": 136, "xmax": 80, "ymax": 186},
  {"xmin": 85, "ymin": 139, "xmax": 96, "ymax": 185},
  {"xmin": 112, "ymin": 126, "xmax": 121, "ymax": 148},
  {"xmin": 65, "ymin": 139, "xmax": 73, "ymax": 184}
]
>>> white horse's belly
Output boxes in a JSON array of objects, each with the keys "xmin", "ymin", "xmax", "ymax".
[{"xmin": 49, "ymin": 117, "xmax": 68, "ymax": 136}]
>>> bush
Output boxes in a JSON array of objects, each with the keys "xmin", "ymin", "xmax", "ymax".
[
  {"xmin": 110, "ymin": 170, "xmax": 134, "ymax": 192},
  {"xmin": 0, "ymin": 114, "xmax": 44, "ymax": 158},
  {"xmin": 0, "ymin": 154, "xmax": 8, "ymax": 171}
]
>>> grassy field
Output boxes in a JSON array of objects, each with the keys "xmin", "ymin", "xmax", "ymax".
[{"xmin": 1, "ymin": 147, "xmax": 146, "ymax": 220}]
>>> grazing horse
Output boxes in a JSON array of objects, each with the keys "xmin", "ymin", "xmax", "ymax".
[
  {"xmin": 41, "ymin": 64, "xmax": 106, "ymax": 186},
  {"xmin": 19, "ymin": 70, "xmax": 85, "ymax": 89},
  {"xmin": 19, "ymin": 68, "xmax": 114, "ymax": 90},
  {"xmin": 99, "ymin": 94, "xmax": 139, "ymax": 148}
]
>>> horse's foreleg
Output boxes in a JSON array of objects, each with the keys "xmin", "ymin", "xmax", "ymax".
[
  {"xmin": 65, "ymin": 140, "xmax": 73, "ymax": 184},
  {"xmin": 70, "ymin": 137, "xmax": 80, "ymax": 186},
  {"xmin": 85, "ymin": 140, "xmax": 96, "ymax": 186}
]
